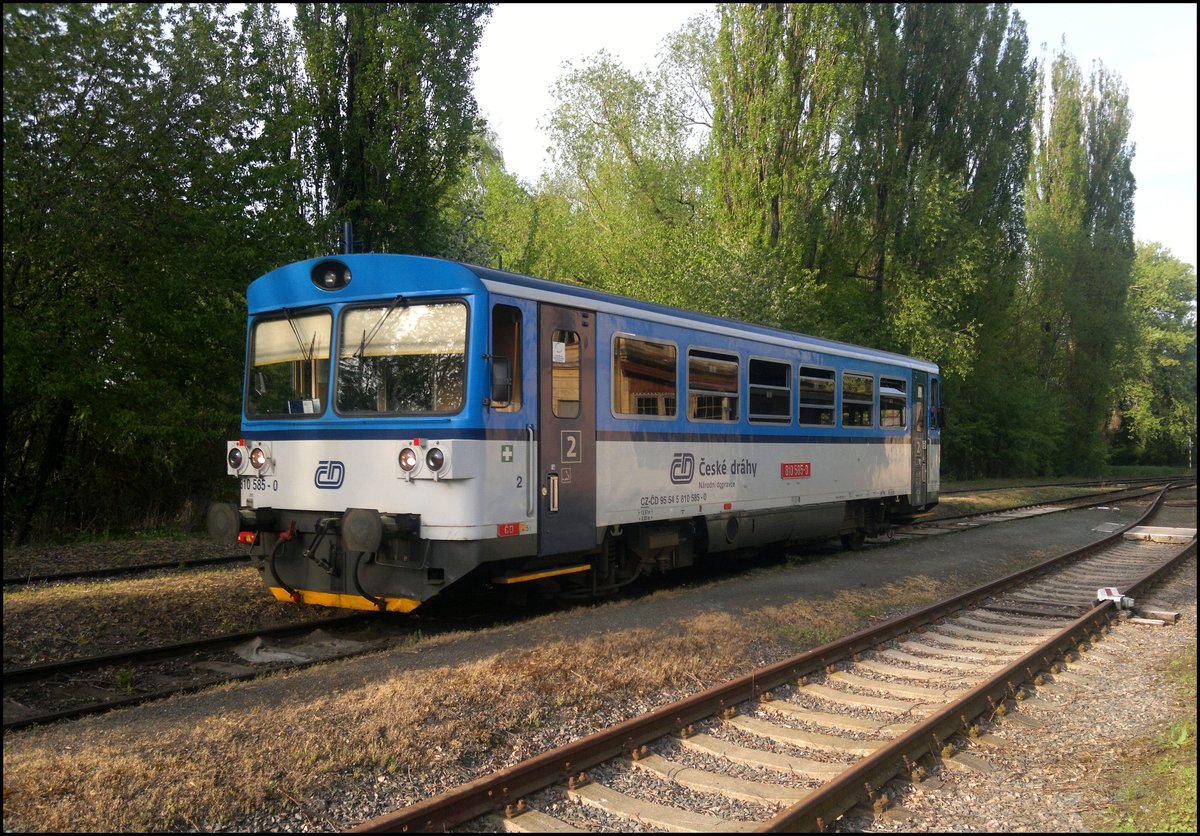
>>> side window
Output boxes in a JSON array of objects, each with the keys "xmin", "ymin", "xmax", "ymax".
[
  {"xmin": 798, "ymin": 366, "xmax": 835, "ymax": 426},
  {"xmin": 931, "ymin": 377, "xmax": 941, "ymax": 429},
  {"xmin": 880, "ymin": 376, "xmax": 907, "ymax": 428},
  {"xmin": 613, "ymin": 336, "xmax": 677, "ymax": 417},
  {"xmin": 842, "ymin": 372, "xmax": 874, "ymax": 427},
  {"xmin": 687, "ymin": 349, "xmax": 739, "ymax": 422},
  {"xmin": 748, "ymin": 358, "xmax": 791, "ymax": 423},
  {"xmin": 491, "ymin": 304, "xmax": 521, "ymax": 411},
  {"xmin": 551, "ymin": 330, "xmax": 580, "ymax": 418}
]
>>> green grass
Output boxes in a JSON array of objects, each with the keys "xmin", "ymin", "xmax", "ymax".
[{"xmin": 1102, "ymin": 643, "xmax": 1197, "ymax": 833}]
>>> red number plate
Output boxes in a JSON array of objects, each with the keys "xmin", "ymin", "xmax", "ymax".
[{"xmin": 780, "ymin": 462, "xmax": 811, "ymax": 479}]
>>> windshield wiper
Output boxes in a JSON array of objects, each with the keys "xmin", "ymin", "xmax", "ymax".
[
  {"xmin": 283, "ymin": 307, "xmax": 314, "ymax": 362},
  {"xmin": 353, "ymin": 294, "xmax": 407, "ymax": 361}
]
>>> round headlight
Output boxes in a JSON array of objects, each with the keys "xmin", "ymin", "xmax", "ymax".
[
  {"xmin": 399, "ymin": 447, "xmax": 419, "ymax": 472},
  {"xmin": 250, "ymin": 447, "xmax": 268, "ymax": 470},
  {"xmin": 227, "ymin": 447, "xmax": 244, "ymax": 470},
  {"xmin": 425, "ymin": 447, "xmax": 446, "ymax": 472},
  {"xmin": 311, "ymin": 259, "xmax": 351, "ymax": 291}
]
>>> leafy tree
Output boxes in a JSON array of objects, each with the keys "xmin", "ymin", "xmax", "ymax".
[
  {"xmin": 1111, "ymin": 243, "xmax": 1197, "ymax": 465},
  {"xmin": 293, "ymin": 2, "xmax": 492, "ymax": 255},
  {"xmin": 1024, "ymin": 49, "xmax": 1136, "ymax": 473},
  {"xmin": 707, "ymin": 3, "xmax": 1033, "ymax": 376},
  {"xmin": 4, "ymin": 4, "xmax": 308, "ymax": 542}
]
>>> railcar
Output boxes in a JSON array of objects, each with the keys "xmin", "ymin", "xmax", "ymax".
[{"xmin": 207, "ymin": 254, "xmax": 942, "ymax": 612}]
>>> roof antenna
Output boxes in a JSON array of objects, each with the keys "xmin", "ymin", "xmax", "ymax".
[
  {"xmin": 498, "ymin": 253, "xmax": 503, "ymax": 271},
  {"xmin": 343, "ymin": 221, "xmax": 354, "ymax": 255}
]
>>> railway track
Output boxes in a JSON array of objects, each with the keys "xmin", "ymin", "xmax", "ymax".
[
  {"xmin": 1, "ymin": 483, "xmax": 1179, "ymax": 735},
  {"xmin": 895, "ymin": 480, "xmax": 1172, "ymax": 538},
  {"xmin": 2, "ymin": 613, "xmax": 391, "ymax": 732},
  {"xmin": 936, "ymin": 475, "xmax": 1180, "ymax": 496},
  {"xmin": 1, "ymin": 552, "xmax": 250, "ymax": 587},
  {"xmin": 348, "ymin": 481, "xmax": 1194, "ymax": 833},
  {"xmin": 1, "ymin": 479, "xmax": 1172, "ymax": 589}
]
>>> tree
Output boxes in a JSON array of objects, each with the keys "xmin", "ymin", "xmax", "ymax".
[
  {"xmin": 1024, "ymin": 49, "xmax": 1136, "ymax": 473},
  {"xmin": 1111, "ymin": 243, "xmax": 1197, "ymax": 465},
  {"xmin": 293, "ymin": 2, "xmax": 492, "ymax": 255},
  {"xmin": 3, "ymin": 4, "xmax": 310, "ymax": 542}
]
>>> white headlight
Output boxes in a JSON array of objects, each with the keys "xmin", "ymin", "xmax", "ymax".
[
  {"xmin": 399, "ymin": 447, "xmax": 419, "ymax": 472},
  {"xmin": 250, "ymin": 447, "xmax": 268, "ymax": 470}
]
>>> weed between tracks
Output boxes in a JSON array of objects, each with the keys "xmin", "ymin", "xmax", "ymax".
[
  {"xmin": 2, "ymin": 574, "xmax": 958, "ymax": 832},
  {"xmin": 1100, "ymin": 642, "xmax": 1198, "ymax": 833}
]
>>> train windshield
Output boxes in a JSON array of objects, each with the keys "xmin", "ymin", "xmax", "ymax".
[
  {"xmin": 336, "ymin": 301, "xmax": 467, "ymax": 415},
  {"xmin": 246, "ymin": 310, "xmax": 332, "ymax": 418}
]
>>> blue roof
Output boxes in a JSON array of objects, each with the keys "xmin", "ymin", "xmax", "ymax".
[{"xmin": 246, "ymin": 254, "xmax": 936, "ymax": 373}]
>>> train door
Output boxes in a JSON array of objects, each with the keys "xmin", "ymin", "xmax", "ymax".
[
  {"xmin": 911, "ymin": 370, "xmax": 929, "ymax": 508},
  {"xmin": 537, "ymin": 304, "xmax": 597, "ymax": 555}
]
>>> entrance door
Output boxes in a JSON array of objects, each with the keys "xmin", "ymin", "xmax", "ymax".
[
  {"xmin": 911, "ymin": 370, "xmax": 929, "ymax": 508},
  {"xmin": 537, "ymin": 304, "xmax": 597, "ymax": 555}
]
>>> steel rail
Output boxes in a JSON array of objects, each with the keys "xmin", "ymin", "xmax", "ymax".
[
  {"xmin": 910, "ymin": 481, "xmax": 1167, "ymax": 529},
  {"xmin": 3, "ymin": 613, "xmax": 371, "ymax": 683},
  {"xmin": 759, "ymin": 535, "xmax": 1197, "ymax": 832},
  {"xmin": 2, "ymin": 613, "xmax": 382, "ymax": 732},
  {"xmin": 2, "ymin": 553, "xmax": 250, "ymax": 586},
  {"xmin": 349, "ymin": 482, "xmax": 1189, "ymax": 833}
]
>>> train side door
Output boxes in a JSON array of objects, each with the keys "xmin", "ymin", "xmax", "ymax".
[
  {"xmin": 537, "ymin": 304, "xmax": 597, "ymax": 555},
  {"xmin": 911, "ymin": 370, "xmax": 929, "ymax": 508}
]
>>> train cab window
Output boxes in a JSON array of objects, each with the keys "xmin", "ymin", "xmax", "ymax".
[
  {"xmin": 842, "ymin": 372, "xmax": 874, "ymax": 427},
  {"xmin": 687, "ymin": 349, "xmax": 738, "ymax": 422},
  {"xmin": 335, "ymin": 301, "xmax": 467, "ymax": 415},
  {"xmin": 879, "ymin": 376, "xmax": 907, "ymax": 428},
  {"xmin": 490, "ymin": 304, "xmax": 522, "ymax": 411},
  {"xmin": 798, "ymin": 366, "xmax": 835, "ymax": 426},
  {"xmin": 247, "ymin": 310, "xmax": 332, "ymax": 418},
  {"xmin": 931, "ymin": 377, "xmax": 941, "ymax": 429},
  {"xmin": 613, "ymin": 336, "xmax": 677, "ymax": 417},
  {"xmin": 748, "ymin": 358, "xmax": 791, "ymax": 423},
  {"xmin": 551, "ymin": 330, "xmax": 580, "ymax": 418}
]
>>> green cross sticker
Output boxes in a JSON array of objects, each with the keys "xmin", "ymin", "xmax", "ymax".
[{"xmin": 501, "ymin": 444, "xmax": 513, "ymax": 463}]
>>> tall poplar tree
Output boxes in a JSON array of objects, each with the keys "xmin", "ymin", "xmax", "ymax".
[
  {"xmin": 294, "ymin": 2, "xmax": 492, "ymax": 255},
  {"xmin": 707, "ymin": 3, "xmax": 1033, "ymax": 374},
  {"xmin": 1024, "ymin": 51, "xmax": 1136, "ymax": 473}
]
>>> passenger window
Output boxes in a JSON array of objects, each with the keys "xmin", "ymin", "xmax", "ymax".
[
  {"xmin": 842, "ymin": 372, "xmax": 874, "ymax": 427},
  {"xmin": 798, "ymin": 366, "xmax": 835, "ymax": 426},
  {"xmin": 551, "ymin": 330, "xmax": 580, "ymax": 418},
  {"xmin": 490, "ymin": 305, "xmax": 522, "ymax": 411},
  {"xmin": 748, "ymin": 358, "xmax": 791, "ymax": 423},
  {"xmin": 613, "ymin": 336, "xmax": 676, "ymax": 417},
  {"xmin": 880, "ymin": 376, "xmax": 907, "ymax": 428},
  {"xmin": 687, "ymin": 349, "xmax": 738, "ymax": 422}
]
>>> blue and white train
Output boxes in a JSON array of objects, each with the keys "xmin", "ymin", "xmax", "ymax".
[{"xmin": 207, "ymin": 254, "xmax": 942, "ymax": 612}]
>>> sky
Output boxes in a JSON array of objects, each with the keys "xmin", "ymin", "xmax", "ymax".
[{"xmin": 474, "ymin": 3, "xmax": 1198, "ymax": 269}]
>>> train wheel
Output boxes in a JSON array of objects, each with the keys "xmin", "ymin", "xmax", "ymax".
[{"xmin": 840, "ymin": 530, "xmax": 865, "ymax": 550}]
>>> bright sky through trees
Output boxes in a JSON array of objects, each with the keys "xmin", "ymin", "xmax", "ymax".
[{"xmin": 474, "ymin": 3, "xmax": 1197, "ymax": 269}]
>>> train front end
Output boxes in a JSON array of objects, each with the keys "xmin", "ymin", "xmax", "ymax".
[{"xmin": 207, "ymin": 255, "xmax": 525, "ymax": 612}]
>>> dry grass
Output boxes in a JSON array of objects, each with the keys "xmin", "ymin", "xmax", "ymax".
[
  {"xmin": 2, "ymin": 573, "xmax": 960, "ymax": 832},
  {"xmin": 933, "ymin": 485, "xmax": 1117, "ymax": 517},
  {"xmin": 3, "ymin": 568, "xmax": 343, "ymax": 666}
]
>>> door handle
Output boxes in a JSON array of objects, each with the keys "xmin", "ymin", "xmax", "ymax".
[{"xmin": 547, "ymin": 472, "xmax": 560, "ymax": 513}]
